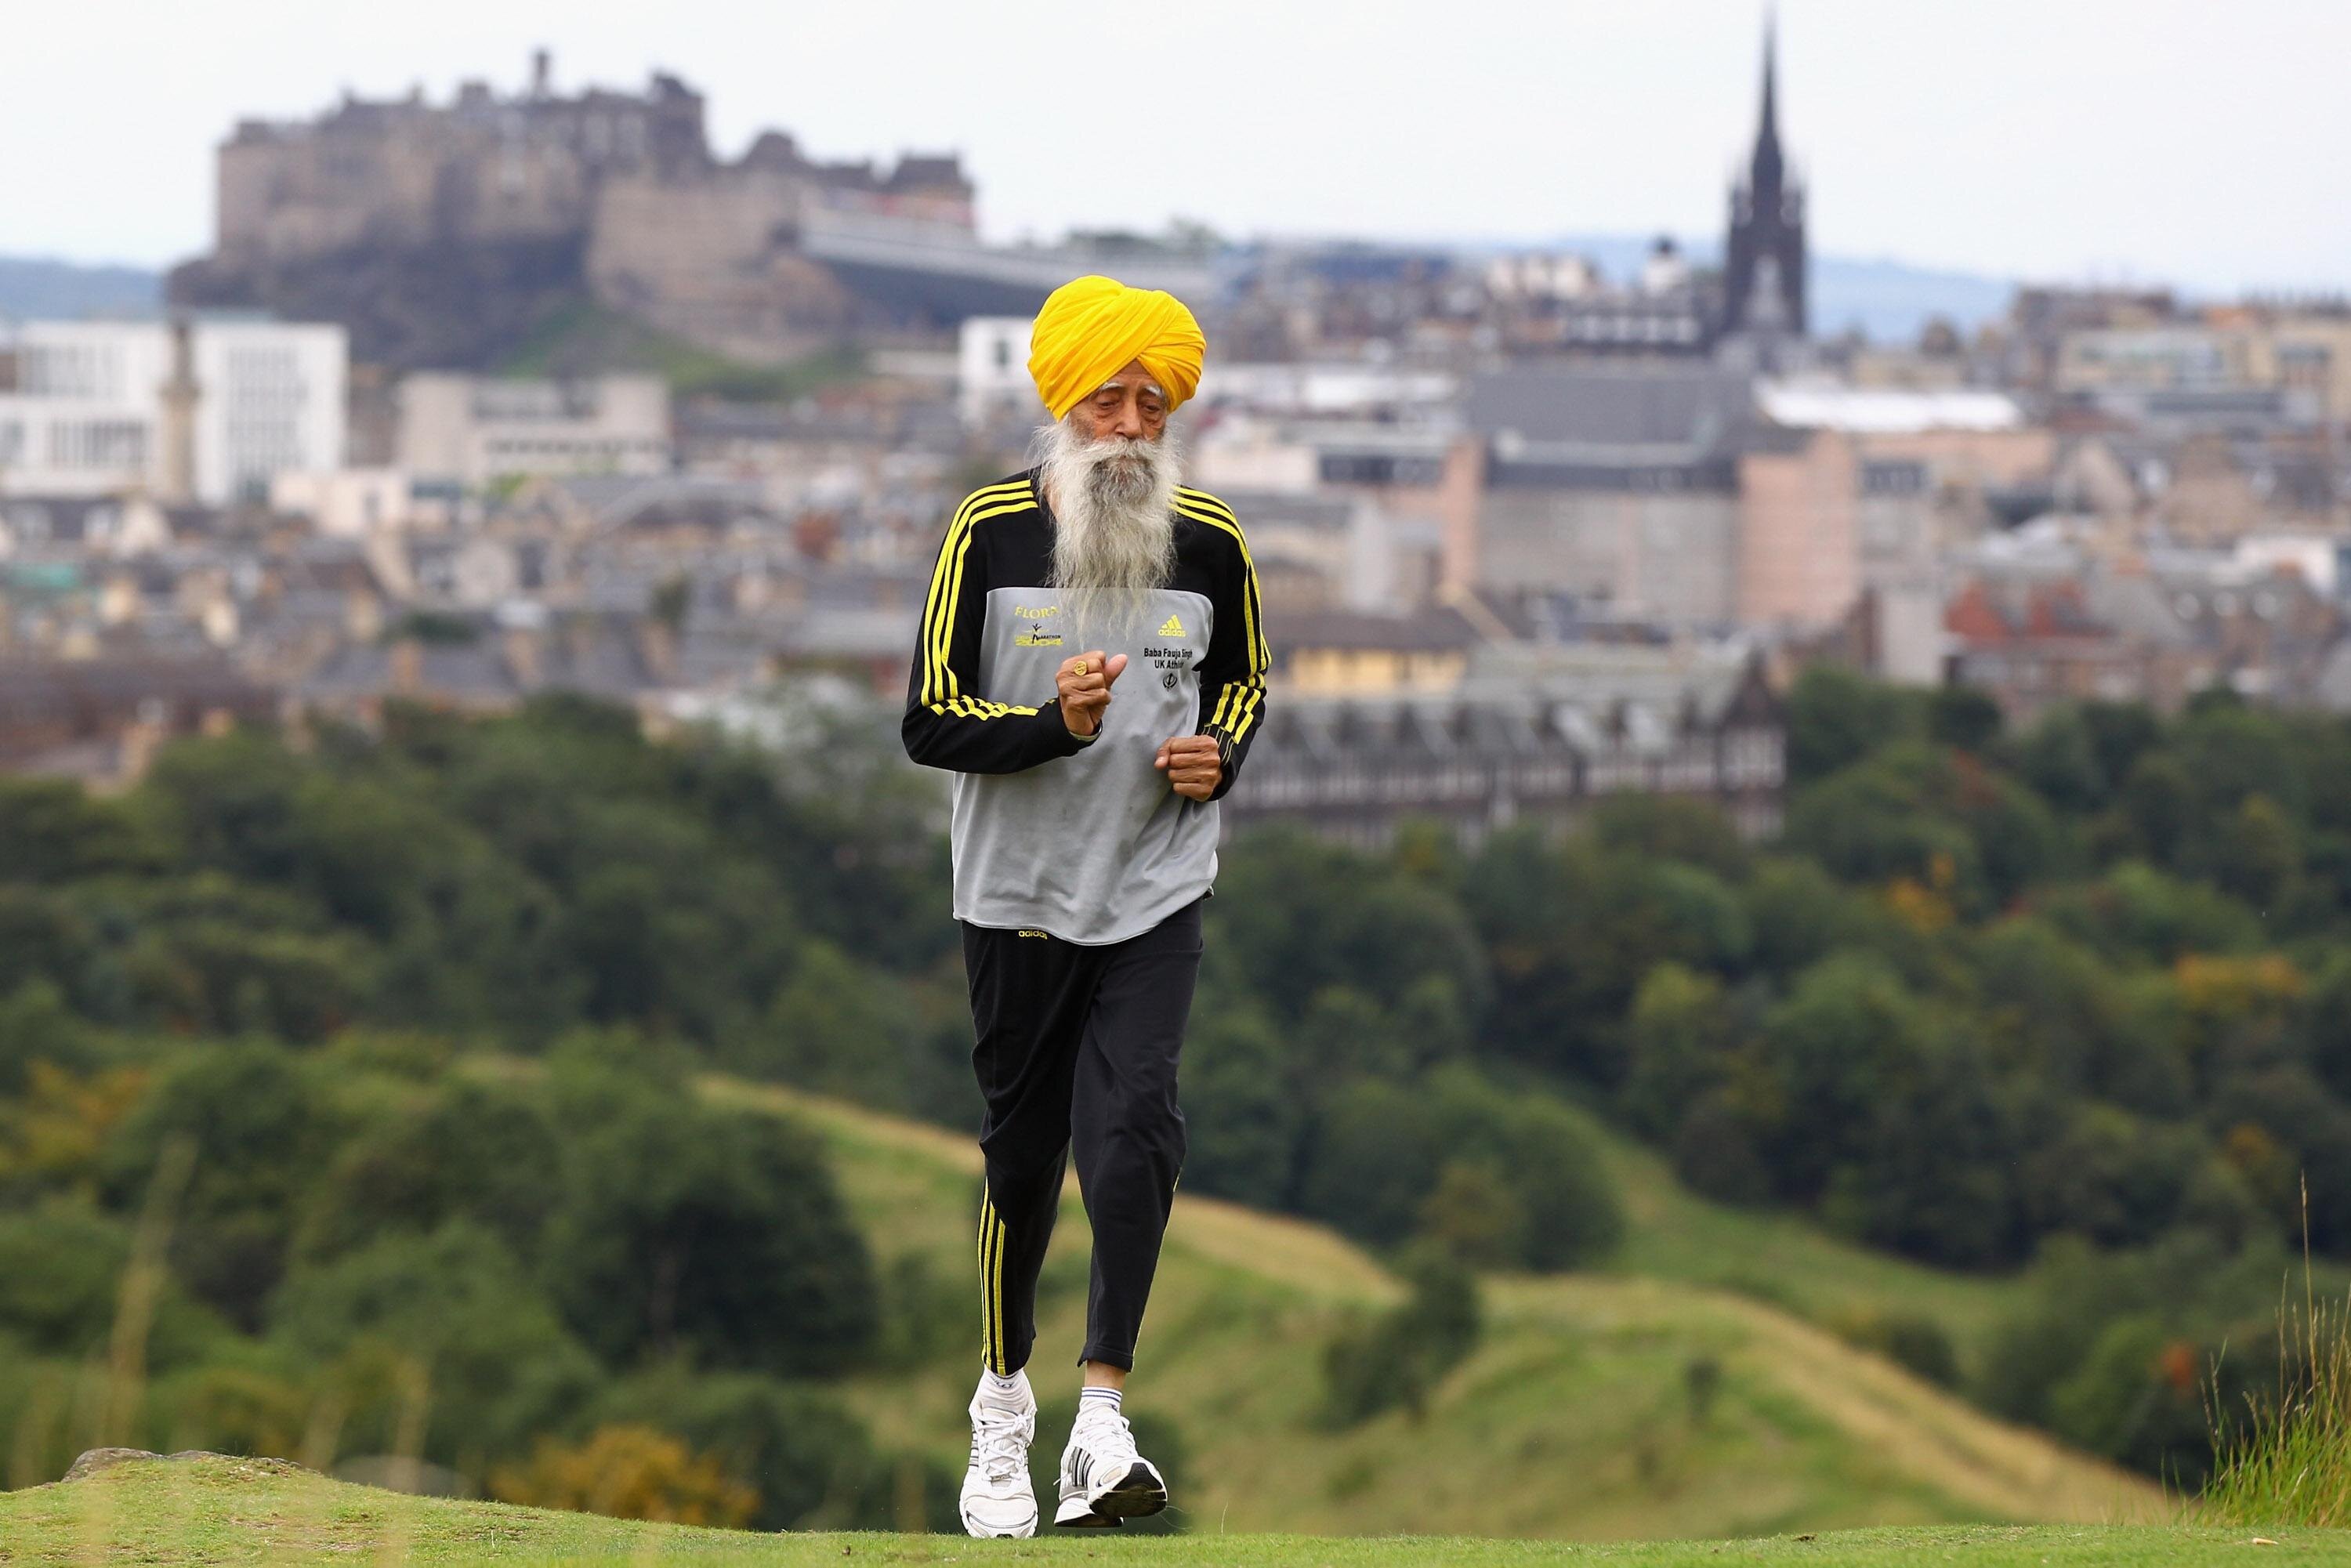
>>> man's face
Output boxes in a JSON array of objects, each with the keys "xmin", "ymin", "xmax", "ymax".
[{"xmin": 1067, "ymin": 357, "xmax": 1169, "ymax": 447}]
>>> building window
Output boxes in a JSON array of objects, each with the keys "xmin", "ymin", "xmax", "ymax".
[{"xmin": 1863, "ymin": 461, "xmax": 1927, "ymax": 495}]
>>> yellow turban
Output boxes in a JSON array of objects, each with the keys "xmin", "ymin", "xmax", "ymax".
[{"xmin": 1027, "ymin": 275, "xmax": 1206, "ymax": 422}]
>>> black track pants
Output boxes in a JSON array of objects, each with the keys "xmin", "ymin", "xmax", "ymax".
[{"xmin": 964, "ymin": 899, "xmax": 1203, "ymax": 1375}]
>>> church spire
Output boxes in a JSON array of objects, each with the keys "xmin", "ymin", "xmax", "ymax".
[
  {"xmin": 1720, "ymin": 5, "xmax": 1807, "ymax": 345},
  {"xmin": 1751, "ymin": 11, "xmax": 1784, "ymax": 197}
]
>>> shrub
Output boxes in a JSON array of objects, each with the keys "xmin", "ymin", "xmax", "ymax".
[
  {"xmin": 1831, "ymin": 1309, "xmax": 1960, "ymax": 1388},
  {"xmin": 593, "ymin": 1367, "xmax": 882, "ymax": 1531},
  {"xmin": 1320, "ymin": 1250, "xmax": 1482, "ymax": 1428},
  {"xmin": 491, "ymin": 1423, "xmax": 757, "ymax": 1526}
]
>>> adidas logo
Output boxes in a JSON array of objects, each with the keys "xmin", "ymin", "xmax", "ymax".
[{"xmin": 1157, "ymin": 614, "xmax": 1186, "ymax": 637}]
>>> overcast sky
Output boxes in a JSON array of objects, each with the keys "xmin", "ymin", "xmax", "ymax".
[{"xmin": 8, "ymin": 0, "xmax": 2345, "ymax": 294}]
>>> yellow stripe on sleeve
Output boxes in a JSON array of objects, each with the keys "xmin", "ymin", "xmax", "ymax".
[
  {"xmin": 1176, "ymin": 497, "xmax": 1270, "ymax": 743},
  {"xmin": 922, "ymin": 481, "xmax": 1030, "ymax": 707}
]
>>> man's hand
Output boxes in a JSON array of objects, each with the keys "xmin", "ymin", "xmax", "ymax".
[
  {"xmin": 1056, "ymin": 650, "xmax": 1127, "ymax": 737},
  {"xmin": 1155, "ymin": 733, "xmax": 1223, "ymax": 801}
]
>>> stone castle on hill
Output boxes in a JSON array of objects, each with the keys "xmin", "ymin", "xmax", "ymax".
[{"xmin": 168, "ymin": 53, "xmax": 1015, "ymax": 368}]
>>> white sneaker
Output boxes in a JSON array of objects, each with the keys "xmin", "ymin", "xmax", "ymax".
[
  {"xmin": 1054, "ymin": 1403, "xmax": 1168, "ymax": 1528},
  {"xmin": 959, "ymin": 1371, "xmax": 1038, "ymax": 1538}
]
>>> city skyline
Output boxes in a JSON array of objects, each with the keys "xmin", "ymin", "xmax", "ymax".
[{"xmin": 7, "ymin": 0, "xmax": 2348, "ymax": 299}]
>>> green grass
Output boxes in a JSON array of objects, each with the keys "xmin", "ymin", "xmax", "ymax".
[
  {"xmin": 700, "ymin": 1080, "xmax": 2161, "ymax": 1542},
  {"xmin": 1, "ymin": 1457, "xmax": 2341, "ymax": 1566},
  {"xmin": 497, "ymin": 301, "xmax": 865, "ymax": 402},
  {"xmin": 2200, "ymin": 1286, "xmax": 2351, "ymax": 1529}
]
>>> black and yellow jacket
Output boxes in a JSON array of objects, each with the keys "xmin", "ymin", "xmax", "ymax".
[{"xmin": 901, "ymin": 469, "xmax": 1268, "ymax": 943}]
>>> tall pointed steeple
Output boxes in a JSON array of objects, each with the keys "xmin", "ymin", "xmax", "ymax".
[
  {"xmin": 1751, "ymin": 12, "xmax": 1784, "ymax": 197},
  {"xmin": 1720, "ymin": 8, "xmax": 1807, "ymax": 344}
]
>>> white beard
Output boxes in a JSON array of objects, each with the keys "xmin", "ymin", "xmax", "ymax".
[{"xmin": 1034, "ymin": 416, "xmax": 1182, "ymax": 641}]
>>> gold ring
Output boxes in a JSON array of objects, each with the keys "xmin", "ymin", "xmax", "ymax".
[{"xmin": 1073, "ymin": 659, "xmax": 1088, "ymax": 676}]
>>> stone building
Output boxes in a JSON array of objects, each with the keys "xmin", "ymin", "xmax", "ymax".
[
  {"xmin": 173, "ymin": 56, "xmax": 977, "ymax": 366},
  {"xmin": 396, "ymin": 373, "xmax": 671, "ymax": 490},
  {"xmin": 1225, "ymin": 645, "xmax": 1784, "ymax": 846},
  {"xmin": 1458, "ymin": 364, "xmax": 1755, "ymax": 628}
]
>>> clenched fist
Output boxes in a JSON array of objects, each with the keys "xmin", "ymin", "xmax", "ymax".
[
  {"xmin": 1155, "ymin": 733, "xmax": 1223, "ymax": 801},
  {"xmin": 1056, "ymin": 650, "xmax": 1127, "ymax": 737}
]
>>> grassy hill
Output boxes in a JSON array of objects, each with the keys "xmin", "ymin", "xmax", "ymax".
[
  {"xmin": 700, "ymin": 1078, "xmax": 2161, "ymax": 1541},
  {"xmin": 0, "ymin": 1455, "xmax": 2328, "ymax": 1566}
]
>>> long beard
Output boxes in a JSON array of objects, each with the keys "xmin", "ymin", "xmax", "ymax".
[{"xmin": 1034, "ymin": 417, "xmax": 1182, "ymax": 640}]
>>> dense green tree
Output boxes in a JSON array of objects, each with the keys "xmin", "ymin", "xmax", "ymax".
[
  {"xmin": 1621, "ymin": 963, "xmax": 1737, "ymax": 1140},
  {"xmin": 1824, "ymin": 1031, "xmax": 2023, "ymax": 1266},
  {"xmin": 1177, "ymin": 1002, "xmax": 1306, "ymax": 1210},
  {"xmin": 272, "ymin": 1222, "xmax": 603, "ymax": 1468},
  {"xmin": 1210, "ymin": 827, "xmax": 1488, "ymax": 1027},
  {"xmin": 2011, "ymin": 706, "xmax": 2109, "ymax": 813},
  {"xmin": 2034, "ymin": 861, "xmax": 2262, "ymax": 964},
  {"xmin": 293, "ymin": 1081, "xmax": 566, "ymax": 1263},
  {"xmin": 100, "ymin": 1043, "xmax": 342, "ymax": 1326},
  {"xmin": 1926, "ymin": 683, "xmax": 2003, "ymax": 754},
  {"xmin": 537, "ymin": 1056, "xmax": 878, "ymax": 1376},
  {"xmin": 1295, "ymin": 1077, "xmax": 1446, "ymax": 1248},
  {"xmin": 2013, "ymin": 1103, "xmax": 2200, "ymax": 1249},
  {"xmin": 1463, "ymin": 831, "xmax": 1748, "ymax": 1083},
  {"xmin": 1784, "ymin": 741, "xmax": 2063, "ymax": 911},
  {"xmin": 0, "ymin": 1200, "xmax": 228, "ymax": 1370},
  {"xmin": 1750, "ymin": 955, "xmax": 1931, "ymax": 1201},
  {"xmin": 1785, "ymin": 664, "xmax": 1925, "ymax": 784},
  {"xmin": 0, "ymin": 777, "xmax": 155, "ymax": 882},
  {"xmin": 1586, "ymin": 794, "xmax": 1751, "ymax": 879}
]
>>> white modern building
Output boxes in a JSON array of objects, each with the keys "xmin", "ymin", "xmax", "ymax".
[
  {"xmin": 956, "ymin": 317, "xmax": 1034, "ymax": 427},
  {"xmin": 396, "ymin": 373, "xmax": 670, "ymax": 490},
  {"xmin": 0, "ymin": 317, "xmax": 347, "ymax": 505}
]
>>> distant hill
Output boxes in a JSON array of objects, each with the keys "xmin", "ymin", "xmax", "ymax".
[
  {"xmin": 715, "ymin": 1077, "xmax": 2161, "ymax": 1541},
  {"xmin": 1808, "ymin": 253, "xmax": 2016, "ymax": 345},
  {"xmin": 0, "ymin": 241, "xmax": 2012, "ymax": 348},
  {"xmin": 1513, "ymin": 233, "xmax": 2016, "ymax": 345},
  {"xmin": 0, "ymin": 255, "xmax": 161, "ymax": 320}
]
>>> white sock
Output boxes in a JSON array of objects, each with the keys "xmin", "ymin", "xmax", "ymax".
[
  {"xmin": 980, "ymin": 1366, "xmax": 1023, "ymax": 1401},
  {"xmin": 1079, "ymin": 1385, "xmax": 1122, "ymax": 1418}
]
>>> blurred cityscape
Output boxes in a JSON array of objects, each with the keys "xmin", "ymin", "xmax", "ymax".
[{"xmin": 5, "ymin": 36, "xmax": 2349, "ymax": 841}]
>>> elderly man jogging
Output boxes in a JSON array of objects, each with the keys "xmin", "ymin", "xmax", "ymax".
[{"xmin": 901, "ymin": 275, "xmax": 1268, "ymax": 1537}]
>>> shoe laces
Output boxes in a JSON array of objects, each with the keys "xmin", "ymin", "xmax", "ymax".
[
  {"xmin": 1073, "ymin": 1403, "xmax": 1140, "ymax": 1466},
  {"xmin": 971, "ymin": 1396, "xmax": 1034, "ymax": 1483}
]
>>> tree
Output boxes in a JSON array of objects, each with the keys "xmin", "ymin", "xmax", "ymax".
[
  {"xmin": 1927, "ymin": 684, "xmax": 2003, "ymax": 754},
  {"xmin": 1784, "ymin": 741, "xmax": 2063, "ymax": 913},
  {"xmin": 1785, "ymin": 664, "xmax": 1925, "ymax": 784},
  {"xmin": 1750, "ymin": 955, "xmax": 1929, "ymax": 1202},
  {"xmin": 1212, "ymin": 827, "xmax": 1489, "ymax": 1027},
  {"xmin": 293, "ymin": 1080, "xmax": 566, "ymax": 1263},
  {"xmin": 100, "ymin": 1043, "xmax": 341, "ymax": 1327},
  {"xmin": 272, "ymin": 1222, "xmax": 603, "ymax": 1468},
  {"xmin": 0, "ymin": 777, "xmax": 154, "ymax": 882},
  {"xmin": 1463, "ymin": 833, "xmax": 1748, "ymax": 1085},
  {"xmin": 1825, "ymin": 1031, "xmax": 2024, "ymax": 1266},
  {"xmin": 1296, "ymin": 1077, "xmax": 1445, "ymax": 1248},
  {"xmin": 1174, "ymin": 1003, "xmax": 1304, "ymax": 1211},
  {"xmin": 1586, "ymin": 794, "xmax": 1750, "ymax": 879},
  {"xmin": 1621, "ymin": 963, "xmax": 1737, "ymax": 1140},
  {"xmin": 538, "ymin": 1060, "xmax": 878, "ymax": 1376}
]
